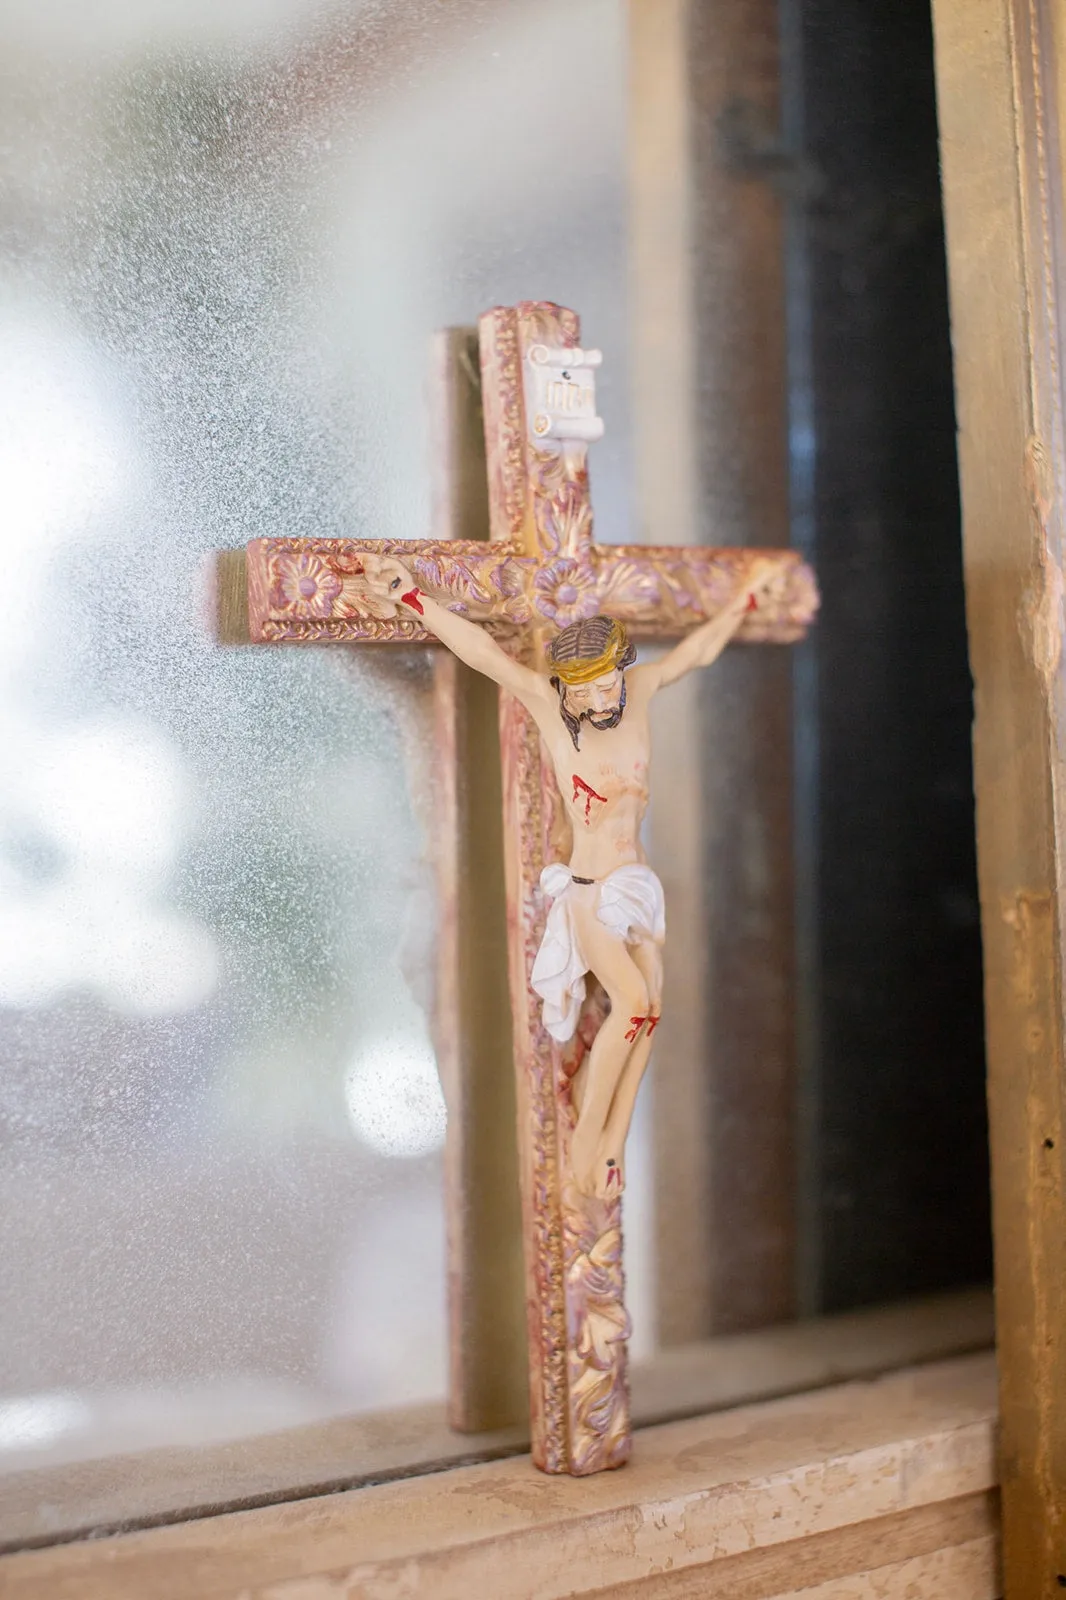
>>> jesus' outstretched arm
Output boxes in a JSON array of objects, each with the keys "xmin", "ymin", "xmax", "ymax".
[
  {"xmin": 631, "ymin": 554, "xmax": 791, "ymax": 696},
  {"xmin": 361, "ymin": 554, "xmax": 553, "ymax": 715}
]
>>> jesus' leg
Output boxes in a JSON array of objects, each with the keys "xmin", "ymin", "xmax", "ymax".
[
  {"xmin": 593, "ymin": 939, "xmax": 664, "ymax": 1196},
  {"xmin": 566, "ymin": 901, "xmax": 650, "ymax": 1196}
]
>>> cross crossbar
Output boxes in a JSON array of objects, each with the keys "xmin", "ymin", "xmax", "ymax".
[{"xmin": 247, "ymin": 536, "xmax": 815, "ymax": 646}]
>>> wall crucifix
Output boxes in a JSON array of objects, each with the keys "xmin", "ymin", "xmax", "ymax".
[{"xmin": 244, "ymin": 300, "xmax": 818, "ymax": 1475}]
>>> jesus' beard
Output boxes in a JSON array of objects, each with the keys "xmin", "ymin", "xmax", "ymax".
[{"xmin": 585, "ymin": 705, "xmax": 624, "ymax": 731}]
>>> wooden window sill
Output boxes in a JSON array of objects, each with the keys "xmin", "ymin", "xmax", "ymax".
[
  {"xmin": 0, "ymin": 1350, "xmax": 999, "ymax": 1599},
  {"xmin": 0, "ymin": 1286, "xmax": 992, "ymax": 1552}
]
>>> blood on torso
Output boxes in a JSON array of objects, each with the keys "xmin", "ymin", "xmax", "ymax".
[{"xmin": 572, "ymin": 773, "xmax": 608, "ymax": 824}]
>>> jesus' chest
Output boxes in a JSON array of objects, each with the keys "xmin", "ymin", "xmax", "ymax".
[
  {"xmin": 562, "ymin": 754, "xmax": 650, "ymax": 827},
  {"xmin": 542, "ymin": 707, "xmax": 652, "ymax": 821}
]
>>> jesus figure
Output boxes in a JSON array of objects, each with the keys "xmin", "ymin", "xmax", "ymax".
[{"xmin": 362, "ymin": 552, "xmax": 788, "ymax": 1199}]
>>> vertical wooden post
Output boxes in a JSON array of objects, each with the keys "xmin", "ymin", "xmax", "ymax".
[
  {"xmin": 932, "ymin": 0, "xmax": 1066, "ymax": 1586},
  {"xmin": 630, "ymin": 0, "xmax": 796, "ymax": 1342},
  {"xmin": 629, "ymin": 0, "xmax": 711, "ymax": 1347},
  {"xmin": 430, "ymin": 330, "xmax": 527, "ymax": 1432}
]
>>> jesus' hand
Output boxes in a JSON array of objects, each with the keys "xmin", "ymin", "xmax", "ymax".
[
  {"xmin": 359, "ymin": 554, "xmax": 424, "ymax": 618},
  {"xmin": 744, "ymin": 554, "xmax": 792, "ymax": 608}
]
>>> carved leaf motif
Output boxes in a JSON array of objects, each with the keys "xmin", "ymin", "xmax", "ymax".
[
  {"xmin": 593, "ymin": 558, "xmax": 664, "ymax": 620},
  {"xmin": 528, "ymin": 449, "xmax": 593, "ymax": 562},
  {"xmin": 411, "ymin": 554, "xmax": 494, "ymax": 611},
  {"xmin": 562, "ymin": 1182, "xmax": 630, "ymax": 1472},
  {"xmin": 490, "ymin": 559, "xmax": 535, "ymax": 625}
]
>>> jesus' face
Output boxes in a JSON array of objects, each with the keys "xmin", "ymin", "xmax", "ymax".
[{"xmin": 562, "ymin": 668, "xmax": 625, "ymax": 730}]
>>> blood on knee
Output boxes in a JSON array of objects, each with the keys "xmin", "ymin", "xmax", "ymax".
[
  {"xmin": 646, "ymin": 1014, "xmax": 661, "ymax": 1036},
  {"xmin": 624, "ymin": 1015, "xmax": 646, "ymax": 1042}
]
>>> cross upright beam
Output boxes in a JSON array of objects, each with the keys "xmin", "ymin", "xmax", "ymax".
[{"xmin": 245, "ymin": 300, "xmax": 817, "ymax": 1474}]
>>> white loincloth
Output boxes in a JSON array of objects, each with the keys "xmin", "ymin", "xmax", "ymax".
[{"xmin": 530, "ymin": 863, "xmax": 666, "ymax": 1043}]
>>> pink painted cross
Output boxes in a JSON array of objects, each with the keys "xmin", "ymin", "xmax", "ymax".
[{"xmin": 245, "ymin": 301, "xmax": 817, "ymax": 1474}]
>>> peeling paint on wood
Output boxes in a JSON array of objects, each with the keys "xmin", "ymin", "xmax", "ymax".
[{"xmin": 933, "ymin": 0, "xmax": 1066, "ymax": 1586}]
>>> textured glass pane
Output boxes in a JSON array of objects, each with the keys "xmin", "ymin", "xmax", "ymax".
[{"xmin": 0, "ymin": 0, "xmax": 634, "ymax": 1475}]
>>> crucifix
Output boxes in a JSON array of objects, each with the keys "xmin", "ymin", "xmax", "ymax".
[{"xmin": 244, "ymin": 300, "xmax": 818, "ymax": 1475}]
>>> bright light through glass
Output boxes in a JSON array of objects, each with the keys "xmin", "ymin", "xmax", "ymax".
[
  {"xmin": 0, "ymin": 1394, "xmax": 90, "ymax": 1452},
  {"xmin": 0, "ymin": 321, "xmax": 124, "ymax": 552},
  {"xmin": 21, "ymin": 720, "xmax": 189, "ymax": 881},
  {"xmin": 0, "ymin": 876, "xmax": 220, "ymax": 1014},
  {"xmin": 0, "ymin": 717, "xmax": 218, "ymax": 1015},
  {"xmin": 0, "ymin": 320, "xmax": 219, "ymax": 1019},
  {"xmin": 345, "ymin": 1035, "xmax": 446, "ymax": 1159}
]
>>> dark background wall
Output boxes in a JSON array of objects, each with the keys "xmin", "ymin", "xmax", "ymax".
[{"xmin": 780, "ymin": 0, "xmax": 992, "ymax": 1310}]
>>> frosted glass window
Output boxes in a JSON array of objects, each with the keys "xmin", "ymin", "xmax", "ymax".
[{"xmin": 0, "ymin": 0, "xmax": 633, "ymax": 1475}]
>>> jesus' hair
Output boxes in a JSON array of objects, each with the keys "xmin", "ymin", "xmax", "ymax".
[
  {"xmin": 546, "ymin": 615, "xmax": 637, "ymax": 751},
  {"xmin": 546, "ymin": 615, "xmax": 636, "ymax": 679}
]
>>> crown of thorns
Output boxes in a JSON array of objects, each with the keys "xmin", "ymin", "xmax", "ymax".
[{"xmin": 546, "ymin": 616, "xmax": 636, "ymax": 685}]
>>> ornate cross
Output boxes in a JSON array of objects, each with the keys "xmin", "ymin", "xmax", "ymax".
[{"xmin": 245, "ymin": 301, "xmax": 817, "ymax": 1475}]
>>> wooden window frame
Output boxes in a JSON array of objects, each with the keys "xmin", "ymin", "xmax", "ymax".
[{"xmin": 932, "ymin": 0, "xmax": 1066, "ymax": 1589}]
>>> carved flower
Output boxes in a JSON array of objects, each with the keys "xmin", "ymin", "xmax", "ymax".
[
  {"xmin": 270, "ymin": 552, "xmax": 342, "ymax": 618},
  {"xmin": 533, "ymin": 557, "xmax": 598, "ymax": 628}
]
